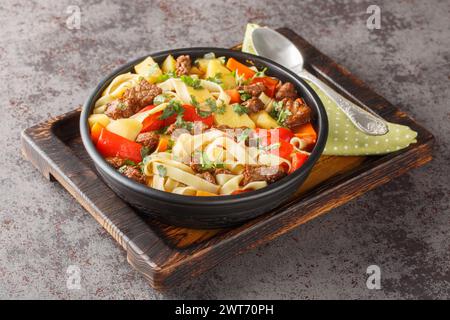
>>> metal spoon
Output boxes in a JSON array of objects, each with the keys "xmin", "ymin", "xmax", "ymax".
[{"xmin": 252, "ymin": 28, "xmax": 389, "ymax": 136}]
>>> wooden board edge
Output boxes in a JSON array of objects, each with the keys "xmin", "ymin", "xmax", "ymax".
[{"xmin": 130, "ymin": 138, "xmax": 433, "ymax": 289}]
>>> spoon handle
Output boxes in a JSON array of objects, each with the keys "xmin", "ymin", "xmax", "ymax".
[{"xmin": 295, "ymin": 68, "xmax": 389, "ymax": 136}]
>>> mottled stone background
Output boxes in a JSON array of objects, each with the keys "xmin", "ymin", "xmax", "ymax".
[{"xmin": 0, "ymin": 0, "xmax": 448, "ymax": 299}]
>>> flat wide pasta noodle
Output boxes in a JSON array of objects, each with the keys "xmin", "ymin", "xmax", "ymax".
[
  {"xmin": 95, "ymin": 73, "xmax": 140, "ymax": 109},
  {"xmin": 164, "ymin": 164, "xmax": 219, "ymax": 194},
  {"xmin": 220, "ymin": 175, "xmax": 243, "ymax": 195},
  {"xmin": 173, "ymin": 186, "xmax": 197, "ymax": 196},
  {"xmin": 241, "ymin": 180, "xmax": 268, "ymax": 191}
]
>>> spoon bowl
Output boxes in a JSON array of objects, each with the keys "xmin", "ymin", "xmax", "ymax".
[
  {"xmin": 252, "ymin": 28, "xmax": 304, "ymax": 69},
  {"xmin": 252, "ymin": 28, "xmax": 389, "ymax": 136}
]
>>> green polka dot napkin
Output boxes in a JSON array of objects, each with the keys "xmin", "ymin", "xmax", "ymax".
[{"xmin": 242, "ymin": 24, "xmax": 418, "ymax": 156}]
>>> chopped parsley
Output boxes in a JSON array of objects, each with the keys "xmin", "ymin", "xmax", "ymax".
[
  {"xmin": 195, "ymin": 151, "xmax": 224, "ymax": 171},
  {"xmin": 206, "ymin": 73, "xmax": 223, "ymax": 85},
  {"xmin": 238, "ymin": 90, "xmax": 252, "ymax": 102},
  {"xmin": 205, "ymin": 97, "xmax": 225, "ymax": 115},
  {"xmin": 232, "ymin": 103, "xmax": 249, "ymax": 115},
  {"xmin": 156, "ymin": 165, "xmax": 167, "ymax": 177},
  {"xmin": 140, "ymin": 146, "xmax": 151, "ymax": 159},
  {"xmin": 159, "ymin": 99, "xmax": 184, "ymax": 120},
  {"xmin": 174, "ymin": 114, "xmax": 193, "ymax": 131},
  {"xmin": 190, "ymin": 95, "xmax": 200, "ymax": 108},
  {"xmin": 254, "ymin": 67, "xmax": 268, "ymax": 78},
  {"xmin": 232, "ymin": 70, "xmax": 251, "ymax": 86},
  {"xmin": 237, "ymin": 128, "xmax": 252, "ymax": 143},
  {"xmin": 277, "ymin": 108, "xmax": 292, "ymax": 126},
  {"xmin": 190, "ymin": 95, "xmax": 211, "ymax": 118},
  {"xmin": 155, "ymin": 71, "xmax": 176, "ymax": 83},
  {"xmin": 270, "ymin": 100, "xmax": 291, "ymax": 126},
  {"xmin": 123, "ymin": 159, "xmax": 136, "ymax": 166},
  {"xmin": 116, "ymin": 102, "xmax": 128, "ymax": 110},
  {"xmin": 190, "ymin": 96, "xmax": 225, "ymax": 117},
  {"xmin": 180, "ymin": 75, "xmax": 203, "ymax": 89},
  {"xmin": 153, "ymin": 93, "xmax": 170, "ymax": 105}
]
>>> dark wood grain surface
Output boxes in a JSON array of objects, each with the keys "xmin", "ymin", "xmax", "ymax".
[{"xmin": 21, "ymin": 28, "xmax": 434, "ymax": 290}]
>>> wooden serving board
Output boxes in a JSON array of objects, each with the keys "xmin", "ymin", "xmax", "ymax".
[{"xmin": 20, "ymin": 28, "xmax": 434, "ymax": 290}]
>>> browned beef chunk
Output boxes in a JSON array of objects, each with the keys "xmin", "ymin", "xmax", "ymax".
[
  {"xmin": 106, "ymin": 156, "xmax": 127, "ymax": 168},
  {"xmin": 122, "ymin": 79, "xmax": 162, "ymax": 112},
  {"xmin": 242, "ymin": 165, "xmax": 286, "ymax": 186},
  {"xmin": 214, "ymin": 168, "xmax": 232, "ymax": 175},
  {"xmin": 105, "ymin": 80, "xmax": 162, "ymax": 119},
  {"xmin": 120, "ymin": 166, "xmax": 146, "ymax": 184},
  {"xmin": 242, "ymin": 97, "xmax": 265, "ymax": 113},
  {"xmin": 275, "ymin": 82, "xmax": 297, "ymax": 101},
  {"xmin": 190, "ymin": 162, "xmax": 204, "ymax": 173},
  {"xmin": 136, "ymin": 132, "xmax": 159, "ymax": 151},
  {"xmin": 282, "ymin": 98, "xmax": 312, "ymax": 129},
  {"xmin": 175, "ymin": 55, "xmax": 191, "ymax": 76},
  {"xmin": 238, "ymin": 82, "xmax": 266, "ymax": 97},
  {"xmin": 196, "ymin": 172, "xmax": 216, "ymax": 184},
  {"xmin": 104, "ymin": 99, "xmax": 134, "ymax": 119}
]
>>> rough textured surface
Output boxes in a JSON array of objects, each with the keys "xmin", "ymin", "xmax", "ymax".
[{"xmin": 1, "ymin": 0, "xmax": 449, "ymax": 299}]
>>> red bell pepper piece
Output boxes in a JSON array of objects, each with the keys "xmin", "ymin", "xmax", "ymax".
[
  {"xmin": 90, "ymin": 122, "xmax": 104, "ymax": 144},
  {"xmin": 182, "ymin": 105, "xmax": 214, "ymax": 127},
  {"xmin": 137, "ymin": 105, "xmax": 157, "ymax": 114},
  {"xmin": 269, "ymin": 127, "xmax": 294, "ymax": 143},
  {"xmin": 138, "ymin": 105, "xmax": 165, "ymax": 133},
  {"xmin": 269, "ymin": 139, "xmax": 294, "ymax": 160},
  {"xmin": 141, "ymin": 112, "xmax": 165, "ymax": 132},
  {"xmin": 96, "ymin": 128, "xmax": 142, "ymax": 163},
  {"xmin": 253, "ymin": 127, "xmax": 294, "ymax": 144},
  {"xmin": 162, "ymin": 104, "xmax": 214, "ymax": 128},
  {"xmin": 289, "ymin": 152, "xmax": 309, "ymax": 173},
  {"xmin": 251, "ymin": 77, "xmax": 279, "ymax": 98}
]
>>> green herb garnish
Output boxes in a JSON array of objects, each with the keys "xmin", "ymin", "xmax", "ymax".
[
  {"xmin": 117, "ymin": 102, "xmax": 128, "ymax": 110},
  {"xmin": 276, "ymin": 109, "xmax": 292, "ymax": 126},
  {"xmin": 195, "ymin": 151, "xmax": 224, "ymax": 171},
  {"xmin": 156, "ymin": 165, "xmax": 167, "ymax": 177},
  {"xmin": 190, "ymin": 95, "xmax": 211, "ymax": 118},
  {"xmin": 205, "ymin": 98, "xmax": 225, "ymax": 114},
  {"xmin": 123, "ymin": 159, "xmax": 136, "ymax": 166},
  {"xmin": 237, "ymin": 128, "xmax": 252, "ymax": 143},
  {"xmin": 153, "ymin": 93, "xmax": 169, "ymax": 105},
  {"xmin": 232, "ymin": 103, "xmax": 249, "ymax": 115},
  {"xmin": 140, "ymin": 146, "xmax": 150, "ymax": 159},
  {"xmin": 159, "ymin": 99, "xmax": 184, "ymax": 120},
  {"xmin": 269, "ymin": 100, "xmax": 291, "ymax": 126},
  {"xmin": 206, "ymin": 73, "xmax": 223, "ymax": 85},
  {"xmin": 174, "ymin": 114, "xmax": 193, "ymax": 131},
  {"xmin": 254, "ymin": 67, "xmax": 268, "ymax": 78},
  {"xmin": 155, "ymin": 71, "xmax": 176, "ymax": 83},
  {"xmin": 180, "ymin": 75, "xmax": 203, "ymax": 89},
  {"xmin": 239, "ymin": 90, "xmax": 252, "ymax": 102}
]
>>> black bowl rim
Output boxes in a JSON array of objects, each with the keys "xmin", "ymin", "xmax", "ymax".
[{"xmin": 80, "ymin": 47, "xmax": 328, "ymax": 207}]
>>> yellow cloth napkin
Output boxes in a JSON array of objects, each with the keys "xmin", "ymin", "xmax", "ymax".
[{"xmin": 241, "ymin": 24, "xmax": 417, "ymax": 156}]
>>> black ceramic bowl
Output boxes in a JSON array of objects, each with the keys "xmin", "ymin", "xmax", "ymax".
[{"xmin": 80, "ymin": 48, "xmax": 328, "ymax": 228}]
